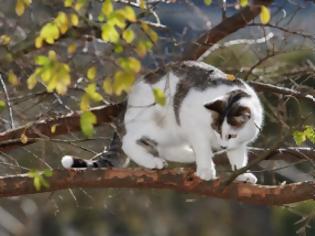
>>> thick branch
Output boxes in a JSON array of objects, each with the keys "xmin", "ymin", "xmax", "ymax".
[
  {"xmin": 1, "ymin": 168, "xmax": 314, "ymax": 205},
  {"xmin": 0, "ymin": 103, "xmax": 124, "ymax": 151},
  {"xmin": 182, "ymin": 0, "xmax": 273, "ymax": 61}
]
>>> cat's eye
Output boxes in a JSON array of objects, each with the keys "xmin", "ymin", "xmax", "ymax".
[{"xmin": 227, "ymin": 134, "xmax": 237, "ymax": 139}]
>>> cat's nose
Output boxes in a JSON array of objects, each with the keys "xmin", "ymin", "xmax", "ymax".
[{"xmin": 220, "ymin": 145, "xmax": 227, "ymax": 149}]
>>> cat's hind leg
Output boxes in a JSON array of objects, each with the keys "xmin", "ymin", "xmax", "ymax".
[{"xmin": 122, "ymin": 134, "xmax": 167, "ymax": 169}]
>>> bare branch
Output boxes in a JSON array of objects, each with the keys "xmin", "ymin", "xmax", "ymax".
[
  {"xmin": 1, "ymin": 168, "xmax": 315, "ymax": 205},
  {"xmin": 182, "ymin": 0, "xmax": 273, "ymax": 61}
]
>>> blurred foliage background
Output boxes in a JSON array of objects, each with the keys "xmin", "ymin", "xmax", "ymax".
[{"xmin": 0, "ymin": 0, "xmax": 315, "ymax": 235}]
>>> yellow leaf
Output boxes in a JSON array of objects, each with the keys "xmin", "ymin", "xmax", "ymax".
[
  {"xmin": 118, "ymin": 57, "xmax": 141, "ymax": 73},
  {"xmin": 51, "ymin": 124, "xmax": 58, "ymax": 134},
  {"xmin": 101, "ymin": 24, "xmax": 119, "ymax": 43},
  {"xmin": 35, "ymin": 36, "xmax": 43, "ymax": 48},
  {"xmin": 8, "ymin": 70, "xmax": 19, "ymax": 86},
  {"xmin": 0, "ymin": 35, "xmax": 11, "ymax": 45},
  {"xmin": 87, "ymin": 66, "xmax": 97, "ymax": 80},
  {"xmin": 70, "ymin": 13, "xmax": 79, "ymax": 26},
  {"xmin": 114, "ymin": 71, "xmax": 135, "ymax": 95},
  {"xmin": 67, "ymin": 43, "xmax": 77, "ymax": 54},
  {"xmin": 20, "ymin": 133, "xmax": 28, "ymax": 144},
  {"xmin": 55, "ymin": 12, "xmax": 68, "ymax": 34},
  {"xmin": 27, "ymin": 74, "xmax": 37, "ymax": 90},
  {"xmin": 102, "ymin": 0, "xmax": 113, "ymax": 17},
  {"xmin": 103, "ymin": 79, "xmax": 113, "ymax": 95},
  {"xmin": 226, "ymin": 74, "xmax": 236, "ymax": 81},
  {"xmin": 80, "ymin": 94, "xmax": 90, "ymax": 111},
  {"xmin": 136, "ymin": 41, "xmax": 147, "ymax": 57},
  {"xmin": 16, "ymin": 0, "xmax": 25, "ymax": 16},
  {"xmin": 48, "ymin": 50, "xmax": 57, "ymax": 60},
  {"xmin": 260, "ymin": 6, "xmax": 271, "ymax": 24},
  {"xmin": 240, "ymin": 0, "xmax": 248, "ymax": 7},
  {"xmin": 129, "ymin": 57, "xmax": 141, "ymax": 73},
  {"xmin": 85, "ymin": 83, "xmax": 103, "ymax": 102},
  {"xmin": 40, "ymin": 23, "xmax": 60, "ymax": 44},
  {"xmin": 122, "ymin": 29, "xmax": 135, "ymax": 43},
  {"xmin": 204, "ymin": 0, "xmax": 212, "ymax": 6},
  {"xmin": 122, "ymin": 6, "xmax": 136, "ymax": 22},
  {"xmin": 139, "ymin": 0, "xmax": 146, "ymax": 9},
  {"xmin": 64, "ymin": 0, "xmax": 72, "ymax": 7},
  {"xmin": 152, "ymin": 88, "xmax": 166, "ymax": 106}
]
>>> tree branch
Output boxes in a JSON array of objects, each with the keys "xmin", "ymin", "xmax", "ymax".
[
  {"xmin": 0, "ymin": 103, "xmax": 124, "ymax": 151},
  {"xmin": 1, "ymin": 168, "xmax": 314, "ymax": 205},
  {"xmin": 182, "ymin": 0, "xmax": 273, "ymax": 61}
]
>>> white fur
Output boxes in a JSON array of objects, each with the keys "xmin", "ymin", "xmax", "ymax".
[
  {"xmin": 61, "ymin": 155, "xmax": 74, "ymax": 169},
  {"xmin": 122, "ymin": 63, "xmax": 263, "ymax": 183}
]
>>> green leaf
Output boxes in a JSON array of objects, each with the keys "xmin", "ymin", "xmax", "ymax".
[
  {"xmin": 293, "ymin": 131, "xmax": 306, "ymax": 145},
  {"xmin": 40, "ymin": 22, "xmax": 60, "ymax": 44},
  {"xmin": 64, "ymin": 0, "xmax": 72, "ymax": 7},
  {"xmin": 121, "ymin": 6, "xmax": 136, "ymax": 22},
  {"xmin": 0, "ymin": 100, "xmax": 5, "ymax": 110},
  {"xmin": 35, "ymin": 55, "xmax": 49, "ymax": 65},
  {"xmin": 152, "ymin": 88, "xmax": 166, "ymax": 106},
  {"xmin": 80, "ymin": 111, "xmax": 97, "ymax": 137},
  {"xmin": 204, "ymin": 0, "xmax": 212, "ymax": 6},
  {"xmin": 304, "ymin": 126, "xmax": 315, "ymax": 144},
  {"xmin": 260, "ymin": 6, "xmax": 271, "ymax": 24}
]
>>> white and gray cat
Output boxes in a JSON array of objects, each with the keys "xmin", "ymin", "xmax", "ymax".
[{"xmin": 62, "ymin": 61, "xmax": 263, "ymax": 183}]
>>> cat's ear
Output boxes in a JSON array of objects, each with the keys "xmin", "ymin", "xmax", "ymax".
[
  {"xmin": 229, "ymin": 106, "xmax": 251, "ymax": 127},
  {"xmin": 204, "ymin": 100, "xmax": 226, "ymax": 113}
]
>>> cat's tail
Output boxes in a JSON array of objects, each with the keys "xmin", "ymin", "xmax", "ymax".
[{"xmin": 61, "ymin": 133, "xmax": 128, "ymax": 169}]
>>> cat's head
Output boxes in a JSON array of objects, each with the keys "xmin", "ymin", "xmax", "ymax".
[{"xmin": 204, "ymin": 89, "xmax": 258, "ymax": 150}]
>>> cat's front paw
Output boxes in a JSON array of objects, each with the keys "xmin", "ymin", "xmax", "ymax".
[
  {"xmin": 151, "ymin": 158, "xmax": 168, "ymax": 169},
  {"xmin": 195, "ymin": 168, "xmax": 216, "ymax": 181},
  {"xmin": 236, "ymin": 173, "xmax": 257, "ymax": 184}
]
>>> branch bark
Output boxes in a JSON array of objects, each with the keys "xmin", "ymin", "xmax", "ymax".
[{"xmin": 1, "ymin": 168, "xmax": 314, "ymax": 205}]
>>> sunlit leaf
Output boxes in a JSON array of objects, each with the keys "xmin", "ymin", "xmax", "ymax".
[
  {"xmin": 27, "ymin": 74, "xmax": 38, "ymax": 90},
  {"xmin": 260, "ymin": 6, "xmax": 271, "ymax": 24},
  {"xmin": 0, "ymin": 35, "xmax": 11, "ymax": 45},
  {"xmin": 35, "ymin": 36, "xmax": 43, "ymax": 48},
  {"xmin": 293, "ymin": 131, "xmax": 306, "ymax": 145},
  {"xmin": 87, "ymin": 66, "xmax": 97, "ymax": 80},
  {"xmin": 204, "ymin": 0, "xmax": 212, "ymax": 6},
  {"xmin": 122, "ymin": 6, "xmax": 136, "ymax": 22},
  {"xmin": 123, "ymin": 29, "xmax": 135, "ymax": 43},
  {"xmin": 240, "ymin": 0, "xmax": 249, "ymax": 7},
  {"xmin": 118, "ymin": 57, "xmax": 141, "ymax": 73},
  {"xmin": 8, "ymin": 70, "xmax": 19, "ymax": 86},
  {"xmin": 85, "ymin": 83, "xmax": 103, "ymax": 102},
  {"xmin": 51, "ymin": 124, "xmax": 58, "ymax": 134},
  {"xmin": 20, "ymin": 133, "xmax": 28, "ymax": 144},
  {"xmin": 55, "ymin": 12, "xmax": 68, "ymax": 34},
  {"xmin": 153, "ymin": 88, "xmax": 166, "ymax": 106},
  {"xmin": 70, "ymin": 13, "xmax": 79, "ymax": 26},
  {"xmin": 16, "ymin": 0, "xmax": 25, "ymax": 16},
  {"xmin": 226, "ymin": 74, "xmax": 236, "ymax": 81},
  {"xmin": 103, "ymin": 78, "xmax": 114, "ymax": 95},
  {"xmin": 101, "ymin": 24, "xmax": 119, "ymax": 43},
  {"xmin": 102, "ymin": 0, "xmax": 113, "ymax": 17},
  {"xmin": 80, "ymin": 111, "xmax": 97, "ymax": 137},
  {"xmin": 80, "ymin": 94, "xmax": 90, "ymax": 111},
  {"xmin": 304, "ymin": 126, "xmax": 315, "ymax": 144},
  {"xmin": 40, "ymin": 22, "xmax": 60, "ymax": 44},
  {"xmin": 0, "ymin": 100, "xmax": 5, "ymax": 110},
  {"xmin": 67, "ymin": 43, "xmax": 77, "ymax": 54},
  {"xmin": 64, "ymin": 0, "xmax": 72, "ymax": 7},
  {"xmin": 114, "ymin": 71, "xmax": 135, "ymax": 95}
]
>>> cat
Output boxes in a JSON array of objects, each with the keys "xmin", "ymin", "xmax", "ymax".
[{"xmin": 62, "ymin": 61, "xmax": 264, "ymax": 183}]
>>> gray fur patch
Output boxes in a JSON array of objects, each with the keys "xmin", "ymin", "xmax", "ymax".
[
  {"xmin": 172, "ymin": 62, "xmax": 244, "ymax": 125},
  {"xmin": 136, "ymin": 136, "xmax": 159, "ymax": 157}
]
